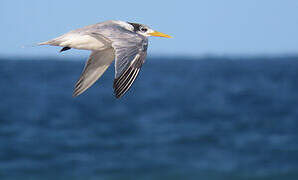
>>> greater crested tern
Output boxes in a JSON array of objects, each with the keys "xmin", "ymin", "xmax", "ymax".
[{"xmin": 39, "ymin": 20, "xmax": 171, "ymax": 98}]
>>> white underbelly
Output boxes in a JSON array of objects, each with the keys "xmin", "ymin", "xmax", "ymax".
[{"xmin": 59, "ymin": 34, "xmax": 106, "ymax": 50}]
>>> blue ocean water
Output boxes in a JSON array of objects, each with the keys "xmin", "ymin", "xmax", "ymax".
[{"xmin": 0, "ymin": 56, "xmax": 298, "ymax": 180}]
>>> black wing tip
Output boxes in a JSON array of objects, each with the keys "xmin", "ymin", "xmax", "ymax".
[
  {"xmin": 72, "ymin": 88, "xmax": 81, "ymax": 97},
  {"xmin": 72, "ymin": 79, "xmax": 83, "ymax": 97},
  {"xmin": 114, "ymin": 93, "xmax": 122, "ymax": 99},
  {"xmin": 113, "ymin": 79, "xmax": 124, "ymax": 99},
  {"xmin": 60, "ymin": 47, "xmax": 71, "ymax": 53},
  {"xmin": 114, "ymin": 90, "xmax": 125, "ymax": 99},
  {"xmin": 113, "ymin": 68, "xmax": 140, "ymax": 99},
  {"xmin": 72, "ymin": 91, "xmax": 80, "ymax": 97},
  {"xmin": 114, "ymin": 91, "xmax": 125, "ymax": 99}
]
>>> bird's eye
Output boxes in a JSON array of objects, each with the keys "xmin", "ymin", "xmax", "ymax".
[{"xmin": 140, "ymin": 27, "xmax": 147, "ymax": 32}]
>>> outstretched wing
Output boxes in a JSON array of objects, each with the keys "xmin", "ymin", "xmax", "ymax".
[
  {"xmin": 73, "ymin": 47, "xmax": 115, "ymax": 97},
  {"xmin": 113, "ymin": 38, "xmax": 148, "ymax": 98}
]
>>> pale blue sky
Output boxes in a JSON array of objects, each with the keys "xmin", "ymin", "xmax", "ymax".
[{"xmin": 1, "ymin": 0, "xmax": 298, "ymax": 57}]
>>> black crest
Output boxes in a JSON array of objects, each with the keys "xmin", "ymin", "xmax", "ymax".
[{"xmin": 127, "ymin": 22, "xmax": 142, "ymax": 32}]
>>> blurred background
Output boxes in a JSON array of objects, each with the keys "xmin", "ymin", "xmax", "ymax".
[{"xmin": 1, "ymin": 0, "xmax": 298, "ymax": 179}]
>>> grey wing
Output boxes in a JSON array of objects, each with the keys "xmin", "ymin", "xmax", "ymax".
[
  {"xmin": 73, "ymin": 47, "xmax": 115, "ymax": 97},
  {"xmin": 113, "ymin": 39, "xmax": 148, "ymax": 98}
]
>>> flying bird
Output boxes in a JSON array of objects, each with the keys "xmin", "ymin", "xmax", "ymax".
[{"xmin": 39, "ymin": 20, "xmax": 171, "ymax": 98}]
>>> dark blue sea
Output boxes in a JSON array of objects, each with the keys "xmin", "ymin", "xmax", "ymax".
[{"xmin": 0, "ymin": 56, "xmax": 298, "ymax": 180}]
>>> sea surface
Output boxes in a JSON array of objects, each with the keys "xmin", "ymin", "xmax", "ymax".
[{"xmin": 0, "ymin": 56, "xmax": 298, "ymax": 180}]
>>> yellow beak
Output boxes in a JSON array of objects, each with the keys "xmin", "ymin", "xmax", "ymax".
[{"xmin": 149, "ymin": 31, "xmax": 172, "ymax": 38}]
